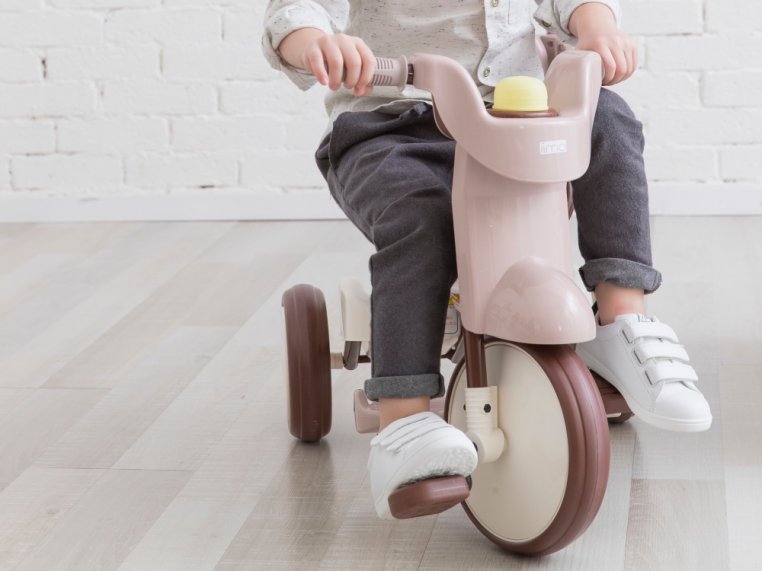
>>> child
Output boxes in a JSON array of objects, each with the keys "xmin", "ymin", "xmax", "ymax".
[{"xmin": 262, "ymin": 0, "xmax": 712, "ymax": 520}]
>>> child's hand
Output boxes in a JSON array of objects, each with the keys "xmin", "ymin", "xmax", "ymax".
[
  {"xmin": 568, "ymin": 3, "xmax": 637, "ymax": 86},
  {"xmin": 575, "ymin": 29, "xmax": 637, "ymax": 85},
  {"xmin": 302, "ymin": 33, "xmax": 376, "ymax": 96}
]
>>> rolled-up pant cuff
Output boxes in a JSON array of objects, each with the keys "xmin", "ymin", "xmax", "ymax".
[
  {"xmin": 579, "ymin": 257, "xmax": 662, "ymax": 294},
  {"xmin": 364, "ymin": 373, "xmax": 445, "ymax": 402}
]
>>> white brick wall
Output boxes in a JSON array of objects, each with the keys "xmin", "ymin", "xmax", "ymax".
[
  {"xmin": 0, "ymin": 156, "xmax": 10, "ymax": 190},
  {"xmin": 0, "ymin": 0, "xmax": 760, "ymax": 218},
  {"xmin": 613, "ymin": 0, "xmax": 762, "ymax": 189},
  {"xmin": 13, "ymin": 154, "xmax": 122, "ymax": 190}
]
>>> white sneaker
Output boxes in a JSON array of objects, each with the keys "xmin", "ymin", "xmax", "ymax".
[
  {"xmin": 576, "ymin": 313, "xmax": 712, "ymax": 432},
  {"xmin": 368, "ymin": 411, "xmax": 478, "ymax": 520}
]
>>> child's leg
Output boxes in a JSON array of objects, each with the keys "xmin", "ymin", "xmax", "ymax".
[
  {"xmin": 317, "ymin": 104, "xmax": 456, "ymax": 407},
  {"xmin": 574, "ymin": 89, "xmax": 661, "ymax": 325},
  {"xmin": 572, "ymin": 90, "xmax": 711, "ymax": 432},
  {"xmin": 572, "ymin": 88, "xmax": 662, "ymax": 299},
  {"xmin": 315, "ymin": 103, "xmax": 477, "ymax": 518},
  {"xmin": 570, "ymin": 89, "xmax": 651, "ymax": 324},
  {"xmin": 595, "ymin": 282, "xmax": 644, "ymax": 326},
  {"xmin": 573, "ymin": 88, "xmax": 652, "ymax": 323}
]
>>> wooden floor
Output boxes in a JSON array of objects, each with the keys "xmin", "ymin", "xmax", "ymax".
[{"xmin": 0, "ymin": 217, "xmax": 759, "ymax": 570}]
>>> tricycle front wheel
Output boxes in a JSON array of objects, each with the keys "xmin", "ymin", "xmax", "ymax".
[{"xmin": 445, "ymin": 341, "xmax": 610, "ymax": 556}]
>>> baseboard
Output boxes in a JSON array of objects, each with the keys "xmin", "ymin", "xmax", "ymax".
[
  {"xmin": 649, "ymin": 183, "xmax": 762, "ymax": 215},
  {"xmin": 0, "ymin": 190, "xmax": 347, "ymax": 222},
  {"xmin": 0, "ymin": 184, "xmax": 760, "ymax": 222}
]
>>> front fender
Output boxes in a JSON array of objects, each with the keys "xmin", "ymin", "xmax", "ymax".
[{"xmin": 483, "ymin": 257, "xmax": 595, "ymax": 344}]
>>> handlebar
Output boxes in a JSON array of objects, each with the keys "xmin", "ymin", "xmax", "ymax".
[
  {"xmin": 365, "ymin": 43, "xmax": 601, "ymax": 91},
  {"xmin": 325, "ymin": 48, "xmax": 603, "ymax": 183},
  {"xmin": 342, "ymin": 36, "xmax": 596, "ymax": 91},
  {"xmin": 369, "ymin": 56, "xmax": 413, "ymax": 89}
]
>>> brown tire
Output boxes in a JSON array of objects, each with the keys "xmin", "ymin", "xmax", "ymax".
[
  {"xmin": 445, "ymin": 340, "xmax": 610, "ymax": 556},
  {"xmin": 281, "ymin": 284, "xmax": 332, "ymax": 442}
]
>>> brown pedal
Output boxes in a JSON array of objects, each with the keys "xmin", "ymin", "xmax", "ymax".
[
  {"xmin": 591, "ymin": 371, "xmax": 634, "ymax": 422},
  {"xmin": 388, "ymin": 475, "xmax": 471, "ymax": 519}
]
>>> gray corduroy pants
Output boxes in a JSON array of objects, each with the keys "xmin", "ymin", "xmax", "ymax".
[{"xmin": 314, "ymin": 88, "xmax": 661, "ymax": 402}]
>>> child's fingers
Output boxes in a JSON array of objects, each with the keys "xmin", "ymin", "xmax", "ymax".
[
  {"xmin": 599, "ymin": 47, "xmax": 617, "ymax": 85},
  {"xmin": 622, "ymin": 44, "xmax": 635, "ymax": 81},
  {"xmin": 580, "ymin": 37, "xmax": 616, "ymax": 84},
  {"xmin": 306, "ymin": 47, "xmax": 328, "ymax": 85},
  {"xmin": 306, "ymin": 34, "xmax": 376, "ymax": 95},
  {"xmin": 321, "ymin": 40, "xmax": 345, "ymax": 90},
  {"xmin": 340, "ymin": 42, "xmax": 363, "ymax": 89},
  {"xmin": 578, "ymin": 32, "xmax": 638, "ymax": 85},
  {"xmin": 611, "ymin": 44, "xmax": 628, "ymax": 84},
  {"xmin": 355, "ymin": 41, "xmax": 376, "ymax": 96},
  {"xmin": 629, "ymin": 43, "xmax": 638, "ymax": 76}
]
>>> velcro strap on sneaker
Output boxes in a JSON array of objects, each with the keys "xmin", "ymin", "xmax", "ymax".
[
  {"xmin": 370, "ymin": 412, "xmax": 427, "ymax": 446},
  {"xmin": 645, "ymin": 361, "xmax": 698, "ymax": 385},
  {"xmin": 634, "ymin": 339, "xmax": 690, "ymax": 363},
  {"xmin": 622, "ymin": 321, "xmax": 679, "ymax": 344},
  {"xmin": 373, "ymin": 413, "xmax": 450, "ymax": 452}
]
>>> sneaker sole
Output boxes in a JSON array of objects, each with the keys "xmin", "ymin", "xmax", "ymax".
[{"xmin": 577, "ymin": 348, "xmax": 712, "ymax": 433}]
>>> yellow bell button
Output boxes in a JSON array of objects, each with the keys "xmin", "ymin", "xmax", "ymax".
[{"xmin": 492, "ymin": 76, "xmax": 549, "ymax": 113}]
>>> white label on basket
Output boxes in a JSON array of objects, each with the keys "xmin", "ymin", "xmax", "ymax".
[{"xmin": 539, "ymin": 139, "xmax": 567, "ymax": 155}]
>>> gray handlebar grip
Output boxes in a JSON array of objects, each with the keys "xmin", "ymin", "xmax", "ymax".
[{"xmin": 370, "ymin": 56, "xmax": 411, "ymax": 89}]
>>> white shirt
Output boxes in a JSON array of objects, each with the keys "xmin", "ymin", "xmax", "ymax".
[{"xmin": 262, "ymin": 0, "xmax": 620, "ymax": 139}]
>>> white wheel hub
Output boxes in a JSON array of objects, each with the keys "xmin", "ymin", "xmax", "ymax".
[{"xmin": 448, "ymin": 341, "xmax": 569, "ymax": 543}]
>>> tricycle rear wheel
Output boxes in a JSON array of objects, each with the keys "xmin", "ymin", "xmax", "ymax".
[{"xmin": 281, "ymin": 284, "xmax": 332, "ymax": 442}]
